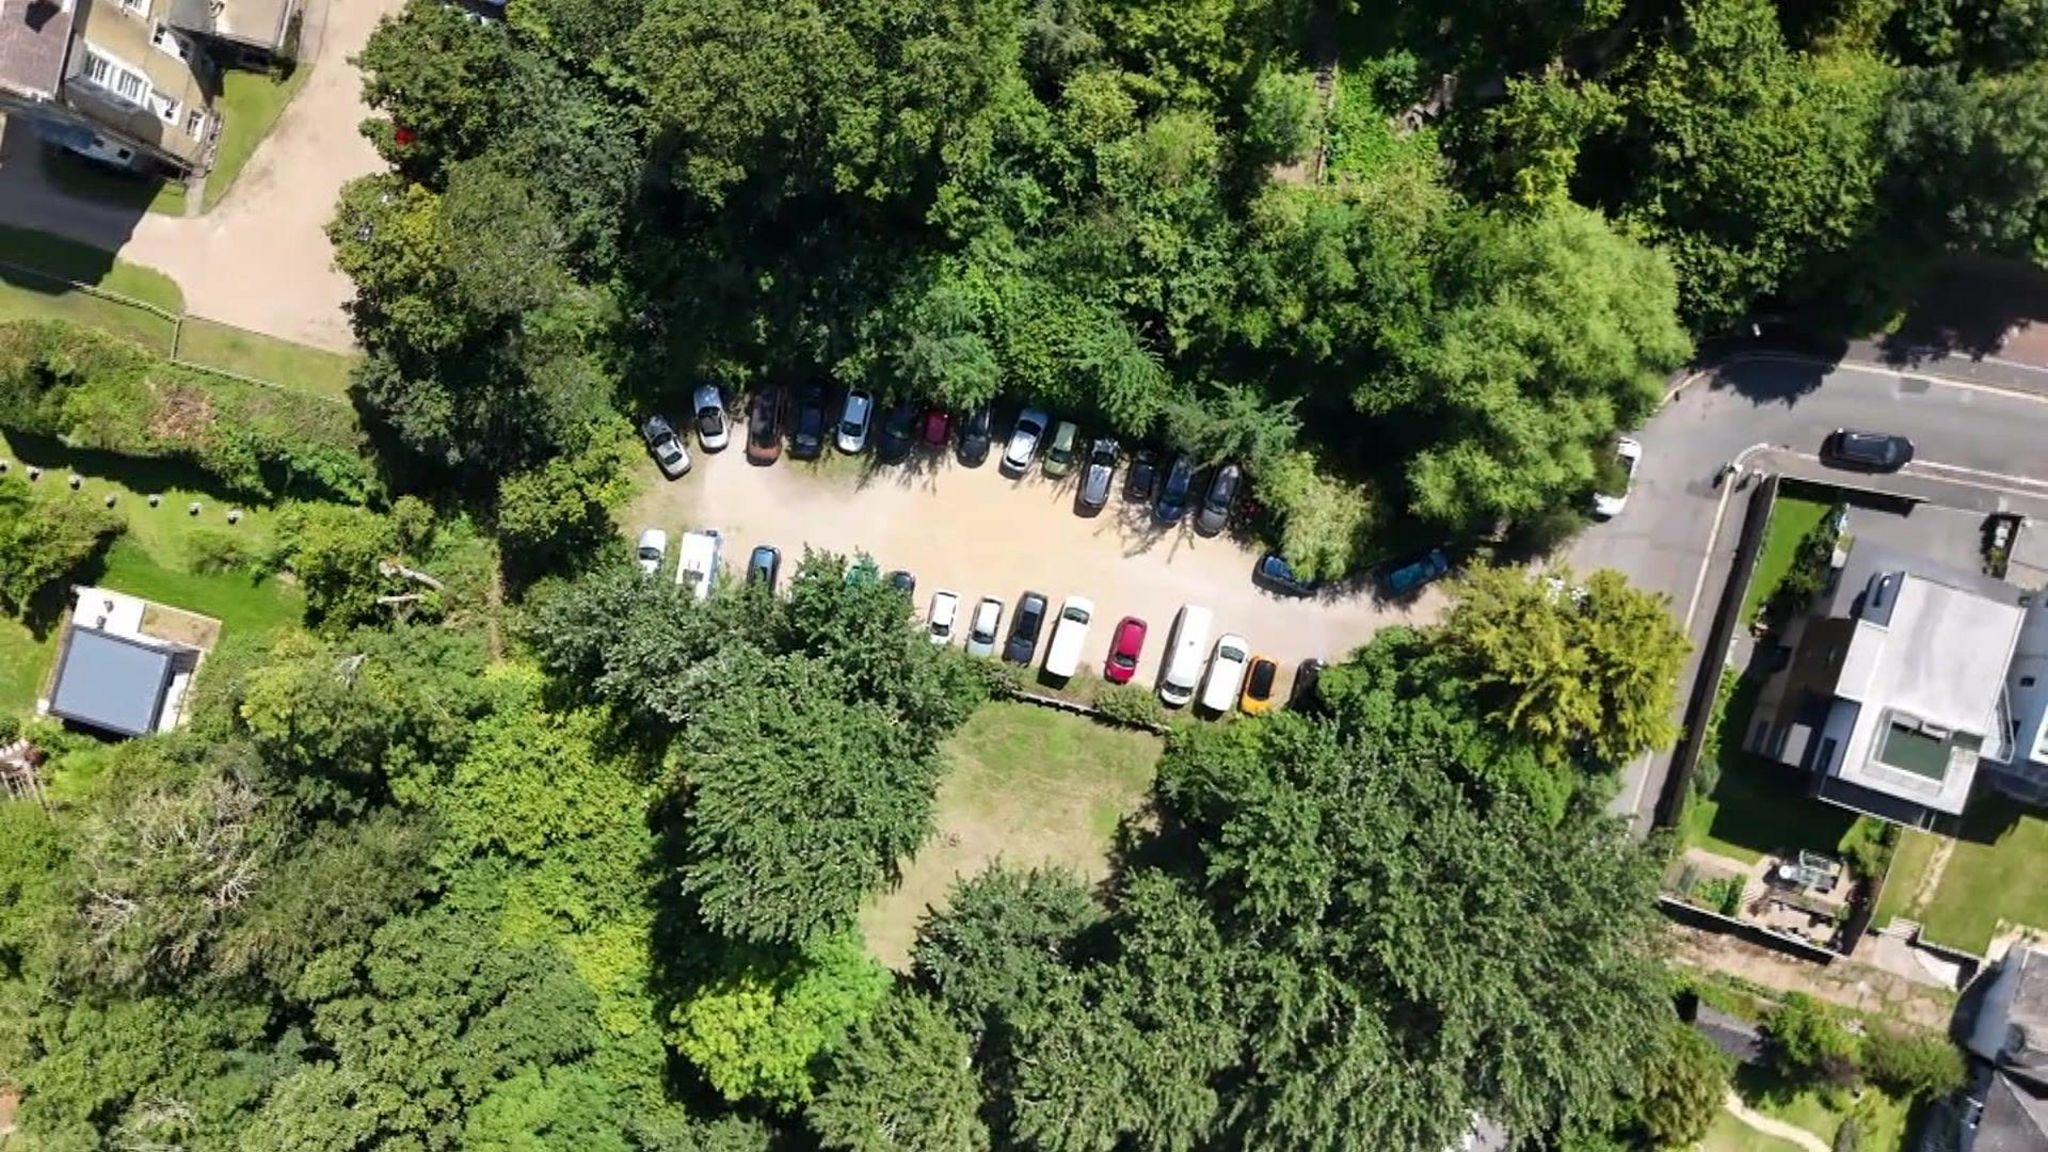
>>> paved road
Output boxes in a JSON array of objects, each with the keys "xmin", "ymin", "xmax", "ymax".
[{"xmin": 1572, "ymin": 355, "xmax": 2048, "ymax": 831}]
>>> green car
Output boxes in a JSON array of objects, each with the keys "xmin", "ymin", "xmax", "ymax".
[{"xmin": 1041, "ymin": 421, "xmax": 1080, "ymax": 478}]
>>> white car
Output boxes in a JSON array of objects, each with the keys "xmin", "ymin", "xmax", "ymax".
[
  {"xmin": 692, "ymin": 383, "xmax": 730, "ymax": 452},
  {"xmin": 927, "ymin": 590, "xmax": 961, "ymax": 645},
  {"xmin": 635, "ymin": 528, "xmax": 668, "ymax": 576},
  {"xmin": 964, "ymin": 596, "xmax": 1004, "ymax": 658},
  {"xmin": 1198, "ymin": 633, "xmax": 1251, "ymax": 713},
  {"xmin": 1042, "ymin": 595, "xmax": 1094, "ymax": 678},
  {"xmin": 1002, "ymin": 407, "xmax": 1050, "ymax": 475},
  {"xmin": 837, "ymin": 389, "xmax": 874, "ymax": 454},
  {"xmin": 1593, "ymin": 437, "xmax": 1642, "ymax": 518},
  {"xmin": 674, "ymin": 529, "xmax": 722, "ymax": 601}
]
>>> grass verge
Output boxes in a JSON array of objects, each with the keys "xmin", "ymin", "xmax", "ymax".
[
  {"xmin": 1735, "ymin": 1065, "xmax": 1910, "ymax": 1152},
  {"xmin": 203, "ymin": 68, "xmax": 311, "ymax": 212},
  {"xmin": 174, "ymin": 315, "xmax": 357, "ymax": 398},
  {"xmin": 1743, "ymin": 493, "xmax": 1833, "ymax": 622},
  {"xmin": 0, "ymin": 222, "xmax": 182, "ymax": 350},
  {"xmin": 1700, "ymin": 1112, "xmax": 1806, "ymax": 1152}
]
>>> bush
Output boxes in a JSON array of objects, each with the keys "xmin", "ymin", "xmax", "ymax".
[
  {"xmin": 182, "ymin": 527, "xmax": 253, "ymax": 576},
  {"xmin": 1837, "ymin": 817, "xmax": 1896, "ymax": 883},
  {"xmin": 270, "ymin": 8, "xmax": 303, "ymax": 80},
  {"xmin": 0, "ymin": 715, "xmax": 19, "ymax": 744},
  {"xmin": 1092, "ymin": 682, "xmax": 1167, "ymax": 730},
  {"xmin": 1765, "ymin": 505, "xmax": 1844, "ymax": 621},
  {"xmin": 0, "ymin": 476, "xmax": 125, "ymax": 617},
  {"xmin": 1832, "ymin": 1112, "xmax": 1864, "ymax": 1152},
  {"xmin": 1863, "ymin": 1028, "xmax": 1966, "ymax": 1100},
  {"xmin": 1765, "ymin": 994, "xmax": 1862, "ymax": 1088}
]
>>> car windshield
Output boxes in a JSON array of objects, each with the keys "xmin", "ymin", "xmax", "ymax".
[
  {"xmin": 1249, "ymin": 663, "xmax": 1276, "ymax": 695},
  {"xmin": 638, "ymin": 546, "xmax": 660, "ymax": 560},
  {"xmin": 1222, "ymin": 645, "xmax": 1245, "ymax": 662},
  {"xmin": 1063, "ymin": 606, "xmax": 1089, "ymax": 624},
  {"xmin": 973, "ymin": 612, "xmax": 997, "ymax": 641}
]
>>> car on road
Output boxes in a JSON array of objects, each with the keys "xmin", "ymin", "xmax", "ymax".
[
  {"xmin": 922, "ymin": 408, "xmax": 952, "ymax": 448},
  {"xmin": 837, "ymin": 389, "xmax": 875, "ymax": 454},
  {"xmin": 927, "ymin": 590, "xmax": 960, "ymax": 645},
  {"xmin": 1077, "ymin": 438, "xmax": 1119, "ymax": 514},
  {"xmin": 957, "ymin": 404, "xmax": 994, "ymax": 467},
  {"xmin": 1194, "ymin": 462, "xmax": 1242, "ymax": 537},
  {"xmin": 1042, "ymin": 421, "xmax": 1080, "ymax": 479},
  {"xmin": 1105, "ymin": 615, "xmax": 1147, "ymax": 684},
  {"xmin": 1381, "ymin": 548, "xmax": 1451, "ymax": 597},
  {"xmin": 877, "ymin": 400, "xmax": 918, "ymax": 463},
  {"xmin": 1289, "ymin": 658, "xmax": 1325, "ymax": 712},
  {"xmin": 1003, "ymin": 591, "xmax": 1049, "ymax": 664},
  {"xmin": 1254, "ymin": 552, "xmax": 1319, "ymax": 597},
  {"xmin": 791, "ymin": 386, "xmax": 828, "ymax": 460},
  {"xmin": 693, "ymin": 383, "xmax": 730, "ymax": 452},
  {"xmin": 1822, "ymin": 428, "xmax": 1914, "ymax": 472},
  {"xmin": 1125, "ymin": 448, "xmax": 1160, "ymax": 503},
  {"xmin": 746, "ymin": 387, "xmax": 783, "ymax": 464},
  {"xmin": 1240, "ymin": 656, "xmax": 1279, "ymax": 715},
  {"xmin": 1592, "ymin": 437, "xmax": 1642, "ymax": 518},
  {"xmin": 1199, "ymin": 634, "xmax": 1252, "ymax": 713},
  {"xmin": 746, "ymin": 544, "xmax": 780, "ymax": 587},
  {"xmin": 642, "ymin": 415, "xmax": 691, "ymax": 478},
  {"xmin": 965, "ymin": 596, "xmax": 1004, "ymax": 658},
  {"xmin": 1002, "ymin": 408, "xmax": 1050, "ymax": 475},
  {"xmin": 888, "ymin": 569, "xmax": 916, "ymax": 597},
  {"xmin": 636, "ymin": 528, "xmax": 668, "ymax": 576},
  {"xmin": 675, "ymin": 529, "xmax": 722, "ymax": 601},
  {"xmin": 1154, "ymin": 455, "xmax": 1197, "ymax": 524}
]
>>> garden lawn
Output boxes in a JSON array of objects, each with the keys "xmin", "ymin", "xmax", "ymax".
[
  {"xmin": 1743, "ymin": 493, "xmax": 1833, "ymax": 622},
  {"xmin": 1700, "ymin": 1113, "xmax": 1807, "ymax": 1152},
  {"xmin": 204, "ymin": 68, "xmax": 310, "ymax": 211},
  {"xmin": 1737, "ymin": 1065, "xmax": 1911, "ymax": 1151},
  {"xmin": 175, "ymin": 317, "xmax": 358, "ymax": 399},
  {"xmin": 1873, "ymin": 827, "xmax": 1942, "ymax": 928},
  {"xmin": 859, "ymin": 700, "xmax": 1162, "ymax": 969},
  {"xmin": 1912, "ymin": 797, "xmax": 2048, "ymax": 953},
  {"xmin": 0, "ymin": 225, "xmax": 183, "ymax": 351},
  {"xmin": 1683, "ymin": 674, "xmax": 1857, "ymax": 865}
]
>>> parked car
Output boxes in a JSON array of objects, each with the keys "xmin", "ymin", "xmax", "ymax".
[
  {"xmin": 675, "ymin": 530, "xmax": 722, "ymax": 601},
  {"xmin": 1592, "ymin": 437, "xmax": 1642, "ymax": 517},
  {"xmin": 1042, "ymin": 421, "xmax": 1080, "ymax": 478},
  {"xmin": 1002, "ymin": 408, "xmax": 1050, "ymax": 475},
  {"xmin": 636, "ymin": 528, "xmax": 668, "ymax": 576},
  {"xmin": 965, "ymin": 596, "xmax": 1004, "ymax": 658},
  {"xmin": 878, "ymin": 400, "xmax": 919, "ymax": 463},
  {"xmin": 1198, "ymin": 634, "xmax": 1252, "ymax": 713},
  {"xmin": 1154, "ymin": 455, "xmax": 1197, "ymax": 523},
  {"xmin": 1158, "ymin": 605, "xmax": 1213, "ymax": 707},
  {"xmin": 887, "ymin": 569, "xmax": 916, "ymax": 597},
  {"xmin": 692, "ymin": 383, "xmax": 730, "ymax": 452},
  {"xmin": 1194, "ymin": 463, "xmax": 1242, "ymax": 537},
  {"xmin": 922, "ymin": 407, "xmax": 952, "ymax": 447},
  {"xmin": 746, "ymin": 387, "xmax": 784, "ymax": 464},
  {"xmin": 1104, "ymin": 615, "xmax": 1147, "ymax": 685},
  {"xmin": 1288, "ymin": 658, "xmax": 1326, "ymax": 712},
  {"xmin": 790, "ymin": 386, "xmax": 828, "ymax": 460},
  {"xmin": 1381, "ymin": 548, "xmax": 1451, "ymax": 597},
  {"xmin": 1254, "ymin": 552, "xmax": 1319, "ymax": 597},
  {"xmin": 746, "ymin": 544, "xmax": 780, "ymax": 587},
  {"xmin": 642, "ymin": 415, "xmax": 691, "ymax": 478},
  {"xmin": 1077, "ymin": 437, "xmax": 1119, "ymax": 514},
  {"xmin": 1240, "ymin": 656, "xmax": 1279, "ymax": 715},
  {"xmin": 927, "ymin": 590, "xmax": 961, "ymax": 645},
  {"xmin": 1821, "ymin": 428, "xmax": 1914, "ymax": 472},
  {"xmin": 1003, "ymin": 591, "xmax": 1049, "ymax": 664},
  {"xmin": 957, "ymin": 404, "xmax": 994, "ymax": 467},
  {"xmin": 1124, "ymin": 448, "xmax": 1160, "ymax": 503},
  {"xmin": 837, "ymin": 389, "xmax": 875, "ymax": 454},
  {"xmin": 1042, "ymin": 596, "xmax": 1094, "ymax": 679}
]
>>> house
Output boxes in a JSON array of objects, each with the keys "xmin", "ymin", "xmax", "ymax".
[
  {"xmin": 1994, "ymin": 598, "xmax": 2048, "ymax": 807},
  {"xmin": 40, "ymin": 586, "xmax": 205, "ymax": 738},
  {"xmin": 1748, "ymin": 541, "xmax": 2027, "ymax": 829},
  {"xmin": 1963, "ymin": 944, "xmax": 2048, "ymax": 1151},
  {"xmin": 0, "ymin": 0, "xmax": 218, "ymax": 175},
  {"xmin": 163, "ymin": 0, "xmax": 298, "ymax": 69}
]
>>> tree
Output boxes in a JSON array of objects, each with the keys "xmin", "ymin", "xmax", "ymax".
[
  {"xmin": 1765, "ymin": 994, "xmax": 1863, "ymax": 1087},
  {"xmin": 494, "ymin": 432, "xmax": 636, "ymax": 576},
  {"xmin": 1862, "ymin": 1027, "xmax": 1967, "ymax": 1099},
  {"xmin": 911, "ymin": 865, "xmax": 1102, "ymax": 1039},
  {"xmin": 267, "ymin": 502, "xmax": 401, "ymax": 629},
  {"xmin": 1636, "ymin": 1024, "xmax": 1732, "ymax": 1148},
  {"xmin": 1882, "ymin": 66, "xmax": 2048, "ymax": 259},
  {"xmin": 669, "ymin": 932, "xmax": 889, "ymax": 1106},
  {"xmin": 0, "ymin": 474, "xmax": 125, "ymax": 617},
  {"xmin": 808, "ymin": 989, "xmax": 991, "ymax": 1151}
]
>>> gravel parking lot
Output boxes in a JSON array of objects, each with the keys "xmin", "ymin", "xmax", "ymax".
[{"xmin": 629, "ymin": 436, "xmax": 1447, "ymax": 702}]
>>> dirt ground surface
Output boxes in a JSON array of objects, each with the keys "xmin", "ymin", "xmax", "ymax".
[
  {"xmin": 1667, "ymin": 924, "xmax": 1958, "ymax": 1030},
  {"xmin": 0, "ymin": 0, "xmax": 398, "ymax": 351},
  {"xmin": 629, "ymin": 441, "xmax": 1450, "ymax": 698}
]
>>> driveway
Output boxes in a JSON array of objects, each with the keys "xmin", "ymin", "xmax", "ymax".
[
  {"xmin": 629, "ymin": 446, "xmax": 1449, "ymax": 703},
  {"xmin": 0, "ymin": 0, "xmax": 399, "ymax": 352}
]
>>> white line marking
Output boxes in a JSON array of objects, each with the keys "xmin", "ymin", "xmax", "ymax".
[{"xmin": 1907, "ymin": 459, "xmax": 2048, "ymax": 493}]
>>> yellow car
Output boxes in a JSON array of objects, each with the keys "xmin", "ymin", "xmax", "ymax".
[{"xmin": 1240, "ymin": 656, "xmax": 1280, "ymax": 715}]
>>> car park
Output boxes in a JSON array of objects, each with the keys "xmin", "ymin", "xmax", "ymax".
[
  {"xmin": 1382, "ymin": 548, "xmax": 1451, "ymax": 597},
  {"xmin": 957, "ymin": 404, "xmax": 994, "ymax": 467},
  {"xmin": 746, "ymin": 544, "xmax": 780, "ymax": 587},
  {"xmin": 746, "ymin": 387, "xmax": 783, "ymax": 464},
  {"xmin": 1199, "ymin": 634, "xmax": 1251, "ymax": 713},
  {"xmin": 888, "ymin": 569, "xmax": 916, "ymax": 596},
  {"xmin": 1002, "ymin": 408, "xmax": 1050, "ymax": 475},
  {"xmin": 1105, "ymin": 616, "xmax": 1147, "ymax": 684},
  {"xmin": 927, "ymin": 591, "xmax": 961, "ymax": 645},
  {"xmin": 642, "ymin": 415, "xmax": 691, "ymax": 478},
  {"xmin": 965, "ymin": 596, "xmax": 1004, "ymax": 658},
  {"xmin": 1042, "ymin": 421, "xmax": 1080, "ymax": 478},
  {"xmin": 1289, "ymin": 658, "xmax": 1325, "ymax": 712},
  {"xmin": 1003, "ymin": 591, "xmax": 1049, "ymax": 664},
  {"xmin": 1592, "ymin": 438, "xmax": 1641, "ymax": 517},
  {"xmin": 790, "ymin": 386, "xmax": 828, "ymax": 460},
  {"xmin": 693, "ymin": 383, "xmax": 730, "ymax": 452},
  {"xmin": 1042, "ymin": 596, "xmax": 1094, "ymax": 678},
  {"xmin": 1154, "ymin": 455, "xmax": 1197, "ymax": 524},
  {"xmin": 922, "ymin": 408, "xmax": 952, "ymax": 448},
  {"xmin": 675, "ymin": 529, "xmax": 723, "ymax": 601},
  {"xmin": 636, "ymin": 528, "xmax": 668, "ymax": 576},
  {"xmin": 1254, "ymin": 552, "xmax": 1318, "ymax": 597},
  {"xmin": 1240, "ymin": 656, "xmax": 1279, "ymax": 715},
  {"xmin": 837, "ymin": 389, "xmax": 875, "ymax": 454},
  {"xmin": 1077, "ymin": 438, "xmax": 1119, "ymax": 514},
  {"xmin": 1821, "ymin": 428, "xmax": 1914, "ymax": 472},
  {"xmin": 878, "ymin": 400, "xmax": 918, "ymax": 463},
  {"xmin": 1158, "ymin": 604, "xmax": 1213, "ymax": 707},
  {"xmin": 1194, "ymin": 462, "xmax": 1241, "ymax": 537},
  {"xmin": 1124, "ymin": 449, "xmax": 1160, "ymax": 503}
]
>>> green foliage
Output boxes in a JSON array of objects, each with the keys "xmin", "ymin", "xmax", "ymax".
[
  {"xmin": 1243, "ymin": 69, "xmax": 1319, "ymax": 165},
  {"xmin": 1092, "ymin": 680, "xmax": 1170, "ymax": 729},
  {"xmin": 268, "ymin": 502, "xmax": 401, "ymax": 628},
  {"xmin": 1765, "ymin": 504, "xmax": 1843, "ymax": 621},
  {"xmin": 1636, "ymin": 1024, "xmax": 1733, "ymax": 1148},
  {"xmin": 1475, "ymin": 69, "xmax": 1623, "ymax": 208},
  {"xmin": 669, "ymin": 933, "xmax": 889, "ymax": 1106},
  {"xmin": 493, "ymin": 431, "xmax": 636, "ymax": 574},
  {"xmin": 182, "ymin": 525, "xmax": 254, "ymax": 576},
  {"xmin": 1882, "ymin": 66, "xmax": 2048, "ymax": 259},
  {"xmin": 807, "ymin": 989, "xmax": 991, "ymax": 1151},
  {"xmin": 1862, "ymin": 1027, "xmax": 1967, "ymax": 1099},
  {"xmin": 912, "ymin": 865, "xmax": 1103, "ymax": 1039},
  {"xmin": 0, "ymin": 473, "xmax": 125, "ymax": 616},
  {"xmin": 1766, "ymin": 993, "xmax": 1863, "ymax": 1087}
]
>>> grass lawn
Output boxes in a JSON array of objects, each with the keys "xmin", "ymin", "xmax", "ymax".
[
  {"xmin": 1683, "ymin": 674, "xmax": 1857, "ymax": 864},
  {"xmin": 174, "ymin": 316, "xmax": 357, "ymax": 399},
  {"xmin": 1908, "ymin": 797, "xmax": 2048, "ymax": 952},
  {"xmin": 37, "ymin": 144, "xmax": 188, "ymax": 216},
  {"xmin": 1737, "ymin": 1066, "xmax": 1911, "ymax": 1151},
  {"xmin": 1701, "ymin": 1113, "xmax": 1807, "ymax": 1152},
  {"xmin": 0, "ymin": 223, "xmax": 183, "ymax": 311},
  {"xmin": 1743, "ymin": 493, "xmax": 1833, "ymax": 622},
  {"xmin": 0, "ymin": 224, "xmax": 183, "ymax": 351},
  {"xmin": 859, "ymin": 700, "xmax": 1163, "ymax": 968},
  {"xmin": 204, "ymin": 68, "xmax": 311, "ymax": 212},
  {"xmin": 1873, "ymin": 827, "xmax": 1942, "ymax": 928}
]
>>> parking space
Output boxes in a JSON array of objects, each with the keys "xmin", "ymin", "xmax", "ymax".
[{"xmin": 627, "ymin": 439, "xmax": 1448, "ymax": 702}]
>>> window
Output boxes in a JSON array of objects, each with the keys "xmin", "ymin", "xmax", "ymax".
[
  {"xmin": 83, "ymin": 51, "xmax": 112, "ymax": 86},
  {"xmin": 156, "ymin": 97, "xmax": 179, "ymax": 124},
  {"xmin": 151, "ymin": 23, "xmax": 186, "ymax": 60},
  {"xmin": 184, "ymin": 108, "xmax": 205, "ymax": 137},
  {"xmin": 115, "ymin": 70, "xmax": 145, "ymax": 103},
  {"xmin": 120, "ymin": 0, "xmax": 148, "ymax": 14},
  {"xmin": 2025, "ymin": 676, "xmax": 2039, "ymax": 688}
]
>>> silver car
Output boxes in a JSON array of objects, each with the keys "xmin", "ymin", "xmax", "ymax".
[
  {"xmin": 964, "ymin": 596, "xmax": 1004, "ymax": 658},
  {"xmin": 1001, "ymin": 408, "xmax": 1049, "ymax": 475}
]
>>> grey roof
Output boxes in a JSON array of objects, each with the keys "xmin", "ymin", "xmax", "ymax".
[
  {"xmin": 0, "ymin": 0, "xmax": 73, "ymax": 100},
  {"xmin": 1693, "ymin": 1004, "xmax": 1766, "ymax": 1065},
  {"xmin": 168, "ymin": 0, "xmax": 295, "ymax": 49},
  {"xmin": 48, "ymin": 627, "xmax": 175, "ymax": 738},
  {"xmin": 1977, "ymin": 1073, "xmax": 2048, "ymax": 1152}
]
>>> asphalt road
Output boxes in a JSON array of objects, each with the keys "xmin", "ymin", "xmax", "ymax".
[{"xmin": 1570, "ymin": 356, "xmax": 2048, "ymax": 832}]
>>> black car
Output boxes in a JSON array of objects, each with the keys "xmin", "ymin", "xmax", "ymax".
[
  {"xmin": 1254, "ymin": 552, "xmax": 1319, "ymax": 597},
  {"xmin": 1153, "ymin": 455, "xmax": 1197, "ymax": 524},
  {"xmin": 747, "ymin": 545, "xmax": 781, "ymax": 587},
  {"xmin": 1124, "ymin": 449, "xmax": 1160, "ymax": 503},
  {"xmin": 957, "ymin": 404, "xmax": 994, "ymax": 467},
  {"xmin": 746, "ymin": 387, "xmax": 783, "ymax": 464},
  {"xmin": 1076, "ymin": 438, "xmax": 1119, "ymax": 514},
  {"xmin": 1821, "ymin": 428, "xmax": 1914, "ymax": 472},
  {"xmin": 1289, "ymin": 659, "xmax": 1326, "ymax": 713},
  {"xmin": 878, "ymin": 401, "xmax": 919, "ymax": 464},
  {"xmin": 790, "ymin": 386, "xmax": 828, "ymax": 460},
  {"xmin": 1194, "ymin": 463, "xmax": 1242, "ymax": 537},
  {"xmin": 1002, "ymin": 591, "xmax": 1048, "ymax": 664},
  {"xmin": 887, "ymin": 569, "xmax": 916, "ymax": 597}
]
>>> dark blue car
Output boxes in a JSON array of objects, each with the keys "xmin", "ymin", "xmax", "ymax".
[
  {"xmin": 1382, "ymin": 549, "xmax": 1451, "ymax": 597},
  {"xmin": 1153, "ymin": 455, "xmax": 1197, "ymax": 524},
  {"xmin": 1255, "ymin": 553, "xmax": 1319, "ymax": 597}
]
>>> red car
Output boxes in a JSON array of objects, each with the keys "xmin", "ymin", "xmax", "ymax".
[
  {"xmin": 922, "ymin": 407, "xmax": 952, "ymax": 446},
  {"xmin": 1105, "ymin": 616, "xmax": 1147, "ymax": 684}
]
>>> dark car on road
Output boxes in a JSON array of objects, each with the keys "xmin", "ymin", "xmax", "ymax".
[
  {"xmin": 1153, "ymin": 455, "xmax": 1197, "ymax": 524},
  {"xmin": 1289, "ymin": 658, "xmax": 1326, "ymax": 712},
  {"xmin": 957, "ymin": 404, "xmax": 994, "ymax": 467},
  {"xmin": 746, "ymin": 387, "xmax": 784, "ymax": 464},
  {"xmin": 1194, "ymin": 463, "xmax": 1242, "ymax": 537},
  {"xmin": 747, "ymin": 545, "xmax": 780, "ymax": 587},
  {"xmin": 878, "ymin": 400, "xmax": 919, "ymax": 463},
  {"xmin": 790, "ymin": 386, "xmax": 828, "ymax": 460},
  {"xmin": 1381, "ymin": 548, "xmax": 1451, "ymax": 597},
  {"xmin": 1255, "ymin": 552, "xmax": 1319, "ymax": 597},
  {"xmin": 1076, "ymin": 438, "xmax": 1119, "ymax": 514},
  {"xmin": 1003, "ymin": 591, "xmax": 1049, "ymax": 664},
  {"xmin": 1821, "ymin": 428, "xmax": 1914, "ymax": 472},
  {"xmin": 1124, "ymin": 449, "xmax": 1160, "ymax": 503},
  {"xmin": 887, "ymin": 569, "xmax": 916, "ymax": 597}
]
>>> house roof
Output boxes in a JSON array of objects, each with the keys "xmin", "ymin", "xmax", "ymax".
[
  {"xmin": 167, "ymin": 0, "xmax": 294, "ymax": 49},
  {"xmin": 0, "ymin": 0, "xmax": 73, "ymax": 100},
  {"xmin": 1976, "ymin": 1073, "xmax": 2048, "ymax": 1152},
  {"xmin": 1692, "ymin": 1004, "xmax": 1766, "ymax": 1065},
  {"xmin": 47, "ymin": 626, "xmax": 176, "ymax": 738}
]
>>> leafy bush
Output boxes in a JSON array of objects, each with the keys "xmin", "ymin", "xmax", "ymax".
[
  {"xmin": 1863, "ymin": 1028, "xmax": 1966, "ymax": 1100},
  {"xmin": 0, "ymin": 715, "xmax": 19, "ymax": 744},
  {"xmin": 1765, "ymin": 993, "xmax": 1862, "ymax": 1087},
  {"xmin": 0, "ymin": 475, "xmax": 125, "ymax": 617},
  {"xmin": 1832, "ymin": 1112, "xmax": 1863, "ymax": 1152},
  {"xmin": 182, "ymin": 527, "xmax": 253, "ymax": 576},
  {"xmin": 1695, "ymin": 875, "xmax": 1745, "ymax": 916},
  {"xmin": 1092, "ymin": 682, "xmax": 1167, "ymax": 730},
  {"xmin": 1837, "ymin": 817, "xmax": 1895, "ymax": 883},
  {"xmin": 1766, "ymin": 505, "xmax": 1844, "ymax": 621}
]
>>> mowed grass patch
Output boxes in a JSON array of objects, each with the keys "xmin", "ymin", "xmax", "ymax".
[
  {"xmin": 1683, "ymin": 674, "xmax": 1857, "ymax": 865},
  {"xmin": 204, "ymin": 68, "xmax": 311, "ymax": 212},
  {"xmin": 1914, "ymin": 797, "xmax": 2048, "ymax": 953},
  {"xmin": 0, "ymin": 224, "xmax": 184, "ymax": 311},
  {"xmin": 1742, "ymin": 493, "xmax": 1832, "ymax": 622},
  {"xmin": 174, "ymin": 316, "xmax": 358, "ymax": 399},
  {"xmin": 1737, "ymin": 1065, "xmax": 1911, "ymax": 1151},
  {"xmin": 860, "ymin": 700, "xmax": 1162, "ymax": 969},
  {"xmin": 1700, "ymin": 1113, "xmax": 1806, "ymax": 1152},
  {"xmin": 0, "ymin": 224, "xmax": 183, "ymax": 351},
  {"xmin": 1873, "ymin": 826, "xmax": 1942, "ymax": 928}
]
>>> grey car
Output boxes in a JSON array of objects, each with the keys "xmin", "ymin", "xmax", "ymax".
[
  {"xmin": 1194, "ymin": 463, "xmax": 1242, "ymax": 537},
  {"xmin": 1076, "ymin": 438, "xmax": 1119, "ymax": 514}
]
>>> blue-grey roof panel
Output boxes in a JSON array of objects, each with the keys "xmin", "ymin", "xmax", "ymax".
[{"xmin": 49, "ymin": 628, "xmax": 175, "ymax": 738}]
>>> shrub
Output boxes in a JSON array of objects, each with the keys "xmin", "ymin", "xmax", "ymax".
[
  {"xmin": 1765, "ymin": 505, "xmax": 1844, "ymax": 621},
  {"xmin": 0, "ymin": 476, "xmax": 125, "ymax": 617},
  {"xmin": 1837, "ymin": 817, "xmax": 1896, "ymax": 883},
  {"xmin": 1832, "ymin": 1113, "xmax": 1864, "ymax": 1152},
  {"xmin": 182, "ymin": 527, "xmax": 253, "ymax": 576},
  {"xmin": 1092, "ymin": 682, "xmax": 1167, "ymax": 730},
  {"xmin": 1765, "ymin": 993, "xmax": 1862, "ymax": 1088},
  {"xmin": 0, "ymin": 715, "xmax": 19, "ymax": 744},
  {"xmin": 1863, "ymin": 1028, "xmax": 1966, "ymax": 1100}
]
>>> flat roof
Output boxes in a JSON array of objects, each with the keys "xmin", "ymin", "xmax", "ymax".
[
  {"xmin": 48, "ymin": 626, "xmax": 176, "ymax": 738},
  {"xmin": 0, "ymin": 0, "xmax": 74, "ymax": 100}
]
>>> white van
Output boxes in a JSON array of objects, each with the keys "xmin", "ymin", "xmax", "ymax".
[
  {"xmin": 1199, "ymin": 634, "xmax": 1251, "ymax": 713},
  {"xmin": 1157, "ymin": 604, "xmax": 1213, "ymax": 707},
  {"xmin": 1042, "ymin": 596, "xmax": 1094, "ymax": 678},
  {"xmin": 675, "ymin": 529, "xmax": 722, "ymax": 601}
]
